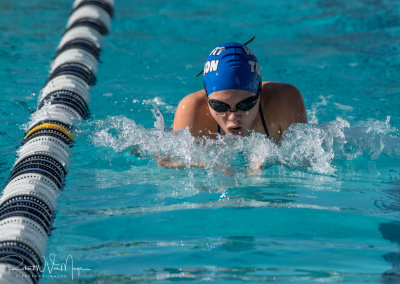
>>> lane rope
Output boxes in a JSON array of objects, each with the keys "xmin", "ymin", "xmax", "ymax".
[{"xmin": 0, "ymin": 1, "xmax": 114, "ymax": 282}]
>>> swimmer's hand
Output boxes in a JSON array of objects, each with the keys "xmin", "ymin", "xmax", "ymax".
[
  {"xmin": 246, "ymin": 162, "xmax": 264, "ymax": 176},
  {"xmin": 156, "ymin": 156, "xmax": 206, "ymax": 168},
  {"xmin": 246, "ymin": 161, "xmax": 277, "ymax": 176}
]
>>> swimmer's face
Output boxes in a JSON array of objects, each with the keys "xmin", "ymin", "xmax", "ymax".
[{"xmin": 207, "ymin": 89, "xmax": 260, "ymax": 136}]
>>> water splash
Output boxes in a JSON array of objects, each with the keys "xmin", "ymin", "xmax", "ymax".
[
  {"xmin": 90, "ymin": 109, "xmax": 400, "ymax": 176},
  {"xmin": 151, "ymin": 104, "xmax": 165, "ymax": 132},
  {"xmin": 132, "ymin": 96, "xmax": 175, "ymax": 113},
  {"xmin": 91, "ymin": 115, "xmax": 146, "ymax": 153},
  {"xmin": 307, "ymin": 95, "xmax": 330, "ymax": 124}
]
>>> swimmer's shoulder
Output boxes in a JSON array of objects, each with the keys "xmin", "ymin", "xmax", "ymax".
[
  {"xmin": 261, "ymin": 81, "xmax": 305, "ymax": 112},
  {"xmin": 261, "ymin": 81, "xmax": 301, "ymax": 100},
  {"xmin": 260, "ymin": 81, "xmax": 307, "ymax": 137},
  {"xmin": 173, "ymin": 90, "xmax": 215, "ymax": 136},
  {"xmin": 179, "ymin": 89, "xmax": 207, "ymax": 107}
]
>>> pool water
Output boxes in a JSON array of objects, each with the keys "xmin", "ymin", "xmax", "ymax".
[{"xmin": 1, "ymin": 0, "xmax": 400, "ymax": 282}]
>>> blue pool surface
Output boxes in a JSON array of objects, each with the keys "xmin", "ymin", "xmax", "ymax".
[{"xmin": 0, "ymin": 0, "xmax": 400, "ymax": 282}]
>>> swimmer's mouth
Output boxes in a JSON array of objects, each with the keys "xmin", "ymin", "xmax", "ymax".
[{"xmin": 228, "ymin": 127, "xmax": 242, "ymax": 135}]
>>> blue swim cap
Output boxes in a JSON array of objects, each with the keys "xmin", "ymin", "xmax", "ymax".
[{"xmin": 203, "ymin": 42, "xmax": 261, "ymax": 96}]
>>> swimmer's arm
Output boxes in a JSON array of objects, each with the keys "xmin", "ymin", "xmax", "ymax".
[
  {"xmin": 131, "ymin": 147, "xmax": 206, "ymax": 168},
  {"xmin": 248, "ymin": 152, "xmax": 281, "ymax": 175},
  {"xmin": 156, "ymin": 155, "xmax": 205, "ymax": 168}
]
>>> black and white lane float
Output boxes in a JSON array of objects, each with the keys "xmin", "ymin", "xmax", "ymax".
[{"xmin": 0, "ymin": 1, "xmax": 113, "ymax": 283}]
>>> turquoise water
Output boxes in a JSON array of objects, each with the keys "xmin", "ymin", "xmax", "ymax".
[{"xmin": 1, "ymin": 0, "xmax": 400, "ymax": 283}]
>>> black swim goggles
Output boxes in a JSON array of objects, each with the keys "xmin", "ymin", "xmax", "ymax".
[{"xmin": 208, "ymin": 92, "xmax": 259, "ymax": 113}]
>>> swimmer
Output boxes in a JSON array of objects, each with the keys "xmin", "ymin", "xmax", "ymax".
[
  {"xmin": 157, "ymin": 41, "xmax": 307, "ymax": 168},
  {"xmin": 173, "ymin": 42, "xmax": 307, "ymax": 139}
]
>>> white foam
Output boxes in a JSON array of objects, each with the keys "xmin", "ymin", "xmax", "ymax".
[{"xmin": 89, "ymin": 110, "xmax": 400, "ymax": 176}]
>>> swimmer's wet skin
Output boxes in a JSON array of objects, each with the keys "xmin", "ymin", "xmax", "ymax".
[{"xmin": 159, "ymin": 42, "xmax": 307, "ymax": 168}]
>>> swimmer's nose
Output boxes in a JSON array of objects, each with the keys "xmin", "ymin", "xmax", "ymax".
[{"xmin": 226, "ymin": 111, "xmax": 241, "ymax": 122}]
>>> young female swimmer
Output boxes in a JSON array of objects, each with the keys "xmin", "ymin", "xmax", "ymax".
[{"xmin": 158, "ymin": 42, "xmax": 307, "ymax": 168}]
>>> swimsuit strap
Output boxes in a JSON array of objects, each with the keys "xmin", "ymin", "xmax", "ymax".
[{"xmin": 259, "ymin": 104, "xmax": 269, "ymax": 137}]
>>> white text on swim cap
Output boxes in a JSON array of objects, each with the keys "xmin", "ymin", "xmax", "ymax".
[
  {"xmin": 209, "ymin": 47, "xmax": 225, "ymax": 56},
  {"xmin": 242, "ymin": 46, "xmax": 255, "ymax": 56},
  {"xmin": 248, "ymin": 60, "xmax": 261, "ymax": 76},
  {"xmin": 204, "ymin": 60, "xmax": 219, "ymax": 74}
]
